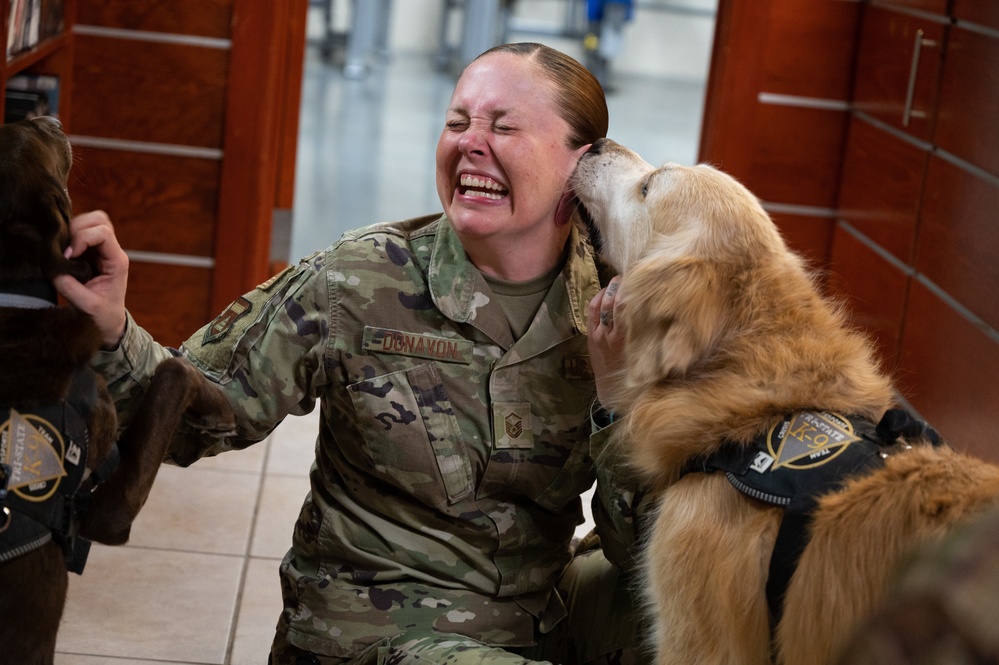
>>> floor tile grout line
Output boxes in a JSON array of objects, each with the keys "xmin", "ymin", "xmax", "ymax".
[{"xmin": 222, "ymin": 435, "xmax": 274, "ymax": 665}]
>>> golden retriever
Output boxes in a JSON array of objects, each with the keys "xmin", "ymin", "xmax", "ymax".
[
  {"xmin": 571, "ymin": 138, "xmax": 999, "ymax": 665},
  {"xmin": 0, "ymin": 116, "xmax": 236, "ymax": 664}
]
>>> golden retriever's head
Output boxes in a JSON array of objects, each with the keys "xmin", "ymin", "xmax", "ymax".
[
  {"xmin": 0, "ymin": 116, "xmax": 90, "ymax": 285},
  {"xmin": 573, "ymin": 138, "xmax": 785, "ymax": 274},
  {"xmin": 572, "ymin": 138, "xmax": 795, "ymax": 397}
]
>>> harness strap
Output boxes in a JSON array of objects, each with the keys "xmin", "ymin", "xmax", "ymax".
[
  {"xmin": 0, "ymin": 364, "xmax": 112, "ymax": 573},
  {"xmin": 683, "ymin": 408, "xmax": 941, "ymax": 628}
]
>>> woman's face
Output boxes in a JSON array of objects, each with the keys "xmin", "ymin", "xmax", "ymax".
[{"xmin": 436, "ymin": 52, "xmax": 589, "ymax": 257}]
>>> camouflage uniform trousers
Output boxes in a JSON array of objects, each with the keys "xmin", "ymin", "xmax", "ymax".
[
  {"xmin": 269, "ymin": 548, "xmax": 652, "ymax": 665},
  {"xmin": 837, "ymin": 503, "xmax": 999, "ymax": 664}
]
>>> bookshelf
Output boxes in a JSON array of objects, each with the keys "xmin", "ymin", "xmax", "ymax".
[{"xmin": 3, "ymin": 0, "xmax": 308, "ymax": 347}]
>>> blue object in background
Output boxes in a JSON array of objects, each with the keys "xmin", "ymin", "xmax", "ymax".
[{"xmin": 587, "ymin": 0, "xmax": 634, "ymax": 22}]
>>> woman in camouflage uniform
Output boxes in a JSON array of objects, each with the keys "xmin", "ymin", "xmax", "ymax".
[{"xmin": 56, "ymin": 43, "xmax": 650, "ymax": 664}]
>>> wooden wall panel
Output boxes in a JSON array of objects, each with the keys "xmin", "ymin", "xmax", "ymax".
[
  {"xmin": 898, "ymin": 281, "xmax": 999, "ymax": 462},
  {"xmin": 915, "ymin": 155, "xmax": 999, "ymax": 331},
  {"xmin": 837, "ymin": 117, "xmax": 927, "ymax": 263},
  {"xmin": 71, "ymin": 34, "xmax": 228, "ymax": 147},
  {"xmin": 770, "ymin": 213, "xmax": 834, "ymax": 271},
  {"xmin": 852, "ymin": 6, "xmax": 945, "ymax": 142},
  {"xmin": 76, "ymin": 0, "xmax": 233, "ymax": 38},
  {"xmin": 758, "ymin": 0, "xmax": 860, "ymax": 99},
  {"xmin": 933, "ymin": 25, "xmax": 999, "ymax": 176},
  {"xmin": 699, "ymin": 0, "xmax": 859, "ymax": 267},
  {"xmin": 882, "ymin": 0, "xmax": 948, "ymax": 13},
  {"xmin": 68, "ymin": 147, "xmax": 220, "ymax": 256},
  {"xmin": 735, "ymin": 104, "xmax": 849, "ymax": 208},
  {"xmin": 952, "ymin": 0, "xmax": 999, "ymax": 31},
  {"xmin": 211, "ymin": 0, "xmax": 292, "ymax": 311},
  {"xmin": 276, "ymin": 2, "xmax": 309, "ymax": 210},
  {"xmin": 827, "ymin": 225, "xmax": 910, "ymax": 375},
  {"xmin": 126, "ymin": 263, "xmax": 213, "ymax": 349}
]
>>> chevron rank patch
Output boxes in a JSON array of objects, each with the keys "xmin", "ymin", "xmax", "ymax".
[{"xmin": 493, "ymin": 402, "xmax": 534, "ymax": 449}]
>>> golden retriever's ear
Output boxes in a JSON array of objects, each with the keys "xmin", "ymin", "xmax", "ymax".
[{"xmin": 621, "ymin": 255, "xmax": 729, "ymax": 386}]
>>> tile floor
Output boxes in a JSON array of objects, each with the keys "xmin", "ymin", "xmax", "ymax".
[{"xmin": 54, "ymin": 18, "xmax": 707, "ymax": 665}]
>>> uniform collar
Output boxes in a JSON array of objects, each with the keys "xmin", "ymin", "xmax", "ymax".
[{"xmin": 428, "ymin": 214, "xmax": 602, "ymax": 350}]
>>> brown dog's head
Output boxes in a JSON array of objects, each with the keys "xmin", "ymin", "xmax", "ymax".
[{"xmin": 0, "ymin": 116, "xmax": 91, "ymax": 286}]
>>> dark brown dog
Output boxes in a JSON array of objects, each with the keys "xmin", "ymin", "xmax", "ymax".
[{"xmin": 0, "ymin": 117, "xmax": 236, "ymax": 664}]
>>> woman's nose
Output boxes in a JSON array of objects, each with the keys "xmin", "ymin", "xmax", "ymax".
[{"xmin": 458, "ymin": 125, "xmax": 488, "ymax": 156}]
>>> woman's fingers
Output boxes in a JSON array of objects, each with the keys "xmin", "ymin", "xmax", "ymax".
[{"xmin": 53, "ymin": 211, "xmax": 130, "ymax": 348}]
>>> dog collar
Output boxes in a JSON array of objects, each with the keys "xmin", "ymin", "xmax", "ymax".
[
  {"xmin": 683, "ymin": 408, "xmax": 941, "ymax": 627},
  {"xmin": 0, "ymin": 280, "xmax": 58, "ymax": 309}
]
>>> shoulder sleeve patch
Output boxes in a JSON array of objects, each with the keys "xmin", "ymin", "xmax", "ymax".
[{"xmin": 204, "ymin": 296, "xmax": 253, "ymax": 344}]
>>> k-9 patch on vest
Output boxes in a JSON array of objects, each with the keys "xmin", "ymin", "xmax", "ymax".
[{"xmin": 0, "ymin": 409, "xmax": 77, "ymax": 503}]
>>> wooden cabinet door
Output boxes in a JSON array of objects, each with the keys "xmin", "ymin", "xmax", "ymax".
[
  {"xmin": 915, "ymin": 155, "xmax": 999, "ymax": 332},
  {"xmin": 837, "ymin": 116, "xmax": 927, "ymax": 264},
  {"xmin": 852, "ymin": 5, "xmax": 946, "ymax": 142},
  {"xmin": 952, "ymin": 0, "xmax": 999, "ymax": 31},
  {"xmin": 933, "ymin": 24, "xmax": 999, "ymax": 176}
]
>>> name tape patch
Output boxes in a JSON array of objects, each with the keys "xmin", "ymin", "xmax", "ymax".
[{"xmin": 363, "ymin": 326, "xmax": 473, "ymax": 364}]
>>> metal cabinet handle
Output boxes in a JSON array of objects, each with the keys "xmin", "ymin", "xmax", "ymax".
[{"xmin": 903, "ymin": 29, "xmax": 938, "ymax": 126}]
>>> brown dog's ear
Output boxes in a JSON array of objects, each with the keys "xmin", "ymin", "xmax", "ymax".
[
  {"xmin": 0, "ymin": 171, "xmax": 82, "ymax": 282},
  {"xmin": 621, "ymin": 255, "xmax": 729, "ymax": 387}
]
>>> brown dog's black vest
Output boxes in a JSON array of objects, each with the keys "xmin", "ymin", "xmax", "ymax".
[
  {"xmin": 683, "ymin": 408, "xmax": 941, "ymax": 627},
  {"xmin": 0, "ymin": 365, "xmax": 116, "ymax": 574}
]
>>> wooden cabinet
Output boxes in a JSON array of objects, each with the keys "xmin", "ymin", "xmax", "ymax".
[
  {"xmin": 828, "ymin": 3, "xmax": 999, "ymax": 456},
  {"xmin": 3, "ymin": 0, "xmax": 307, "ymax": 347},
  {"xmin": 700, "ymin": 0, "xmax": 999, "ymax": 459}
]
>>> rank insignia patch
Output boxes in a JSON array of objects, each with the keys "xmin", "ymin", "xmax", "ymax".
[
  {"xmin": 493, "ymin": 403, "xmax": 534, "ymax": 449},
  {"xmin": 204, "ymin": 296, "xmax": 253, "ymax": 344}
]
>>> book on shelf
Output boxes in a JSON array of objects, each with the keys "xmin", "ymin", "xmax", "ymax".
[
  {"xmin": 6, "ymin": 0, "xmax": 64, "ymax": 57},
  {"xmin": 4, "ymin": 73, "xmax": 59, "ymax": 123}
]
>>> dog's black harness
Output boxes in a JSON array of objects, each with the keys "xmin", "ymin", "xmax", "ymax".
[
  {"xmin": 0, "ymin": 362, "xmax": 118, "ymax": 574},
  {"xmin": 682, "ymin": 408, "xmax": 941, "ymax": 627}
]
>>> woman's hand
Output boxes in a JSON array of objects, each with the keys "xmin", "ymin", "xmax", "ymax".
[
  {"xmin": 53, "ymin": 210, "xmax": 129, "ymax": 349},
  {"xmin": 587, "ymin": 276, "xmax": 626, "ymax": 407}
]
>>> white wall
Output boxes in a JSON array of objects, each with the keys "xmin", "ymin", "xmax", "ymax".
[{"xmin": 377, "ymin": 0, "xmax": 716, "ymax": 82}]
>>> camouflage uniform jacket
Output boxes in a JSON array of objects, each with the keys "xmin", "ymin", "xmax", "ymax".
[{"xmin": 94, "ymin": 214, "xmax": 645, "ymax": 658}]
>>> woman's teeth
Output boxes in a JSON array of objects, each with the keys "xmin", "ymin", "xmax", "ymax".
[{"xmin": 460, "ymin": 174, "xmax": 507, "ymax": 199}]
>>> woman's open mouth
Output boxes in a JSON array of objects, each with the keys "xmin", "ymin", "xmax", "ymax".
[{"xmin": 459, "ymin": 173, "xmax": 508, "ymax": 200}]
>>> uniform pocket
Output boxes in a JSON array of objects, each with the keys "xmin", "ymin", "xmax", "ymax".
[{"xmin": 347, "ymin": 363, "xmax": 473, "ymax": 509}]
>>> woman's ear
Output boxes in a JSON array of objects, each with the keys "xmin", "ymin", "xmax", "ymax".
[{"xmin": 621, "ymin": 255, "xmax": 728, "ymax": 388}]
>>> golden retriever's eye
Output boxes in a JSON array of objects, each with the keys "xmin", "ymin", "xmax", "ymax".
[{"xmin": 640, "ymin": 181, "xmax": 649, "ymax": 198}]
